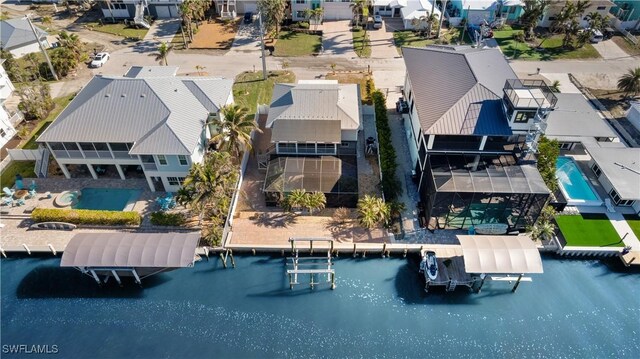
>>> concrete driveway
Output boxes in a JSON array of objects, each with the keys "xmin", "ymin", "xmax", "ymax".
[
  {"xmin": 230, "ymin": 23, "xmax": 262, "ymax": 52},
  {"xmin": 144, "ymin": 19, "xmax": 181, "ymax": 44},
  {"xmin": 321, "ymin": 20, "xmax": 355, "ymax": 57},
  {"xmin": 591, "ymin": 39, "xmax": 629, "ymax": 60},
  {"xmin": 369, "ymin": 18, "xmax": 403, "ymax": 59}
]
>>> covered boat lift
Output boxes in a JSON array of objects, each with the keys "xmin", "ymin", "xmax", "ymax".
[
  {"xmin": 457, "ymin": 235, "xmax": 544, "ymax": 292},
  {"xmin": 60, "ymin": 232, "xmax": 200, "ymax": 285}
]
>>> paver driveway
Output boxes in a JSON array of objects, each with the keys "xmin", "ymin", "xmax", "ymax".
[
  {"xmin": 321, "ymin": 20, "xmax": 355, "ymax": 57},
  {"xmin": 369, "ymin": 18, "xmax": 403, "ymax": 59}
]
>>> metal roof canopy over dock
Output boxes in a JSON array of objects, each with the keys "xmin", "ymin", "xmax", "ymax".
[
  {"xmin": 457, "ymin": 235, "xmax": 543, "ymax": 292},
  {"xmin": 61, "ymin": 232, "xmax": 200, "ymax": 285}
]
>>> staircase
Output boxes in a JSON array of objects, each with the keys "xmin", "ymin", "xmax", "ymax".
[
  {"xmin": 257, "ymin": 144, "xmax": 276, "ymax": 171},
  {"xmin": 446, "ymin": 280, "xmax": 457, "ymax": 292},
  {"xmin": 523, "ymin": 108, "xmax": 550, "ymax": 157},
  {"xmin": 134, "ymin": 1, "xmax": 150, "ymax": 29}
]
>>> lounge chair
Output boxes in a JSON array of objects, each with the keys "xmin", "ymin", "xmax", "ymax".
[
  {"xmin": 2, "ymin": 187, "xmax": 14, "ymax": 197},
  {"xmin": 27, "ymin": 189, "xmax": 37, "ymax": 199},
  {"xmin": 15, "ymin": 198, "xmax": 25, "ymax": 206},
  {"xmin": 29, "ymin": 180, "xmax": 37, "ymax": 191},
  {"xmin": 1, "ymin": 197, "xmax": 12, "ymax": 206}
]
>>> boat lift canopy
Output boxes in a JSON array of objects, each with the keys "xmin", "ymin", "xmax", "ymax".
[{"xmin": 457, "ymin": 235, "xmax": 543, "ymax": 274}]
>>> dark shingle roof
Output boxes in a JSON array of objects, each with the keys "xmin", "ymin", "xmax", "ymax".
[{"xmin": 403, "ymin": 45, "xmax": 516, "ymax": 135}]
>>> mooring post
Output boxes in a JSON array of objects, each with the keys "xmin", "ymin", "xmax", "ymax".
[
  {"xmin": 22, "ymin": 243, "xmax": 31, "ymax": 255},
  {"xmin": 251, "ymin": 248, "xmax": 256, "ymax": 256},
  {"xmin": 335, "ymin": 249, "xmax": 339, "ymax": 257},
  {"xmin": 290, "ymin": 239, "xmax": 295, "ymax": 256},
  {"xmin": 229, "ymin": 249, "xmax": 236, "ymax": 268},
  {"xmin": 362, "ymin": 250, "xmax": 366, "ymax": 258},
  {"xmin": 511, "ymin": 274, "xmax": 523, "ymax": 293},
  {"xmin": 0, "ymin": 247, "xmax": 6, "ymax": 258},
  {"xmin": 204, "ymin": 247, "xmax": 210, "ymax": 261},
  {"xmin": 424, "ymin": 280, "xmax": 430, "ymax": 293},
  {"xmin": 403, "ymin": 248, "xmax": 408, "ymax": 258},
  {"xmin": 310, "ymin": 273, "xmax": 314, "ymax": 289},
  {"xmin": 382, "ymin": 243, "xmax": 387, "ymax": 258},
  {"xmin": 219, "ymin": 252, "xmax": 227, "ymax": 268},
  {"xmin": 310, "ymin": 240, "xmax": 314, "ymax": 255},
  {"xmin": 353, "ymin": 243, "xmax": 357, "ymax": 257},
  {"xmin": 331, "ymin": 272, "xmax": 336, "ymax": 290},
  {"xmin": 289, "ymin": 273, "xmax": 293, "ymax": 290},
  {"xmin": 48, "ymin": 244, "xmax": 57, "ymax": 256},
  {"xmin": 281, "ymin": 249, "xmax": 285, "ymax": 257},
  {"xmin": 330, "ymin": 240, "xmax": 334, "ymax": 254}
]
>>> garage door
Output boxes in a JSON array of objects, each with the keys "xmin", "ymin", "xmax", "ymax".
[
  {"xmin": 156, "ymin": 6, "xmax": 171, "ymax": 18},
  {"xmin": 242, "ymin": 3, "xmax": 257, "ymax": 13}
]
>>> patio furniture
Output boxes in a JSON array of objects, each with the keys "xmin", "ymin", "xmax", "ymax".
[
  {"xmin": 15, "ymin": 198, "xmax": 25, "ymax": 206},
  {"xmin": 29, "ymin": 180, "xmax": 37, "ymax": 191},
  {"xmin": 15, "ymin": 179, "xmax": 24, "ymax": 190},
  {"xmin": 2, "ymin": 187, "xmax": 15, "ymax": 197},
  {"xmin": 1, "ymin": 197, "xmax": 12, "ymax": 206},
  {"xmin": 27, "ymin": 189, "xmax": 37, "ymax": 198},
  {"xmin": 14, "ymin": 189, "xmax": 29, "ymax": 199},
  {"xmin": 45, "ymin": 191, "xmax": 52, "ymax": 199}
]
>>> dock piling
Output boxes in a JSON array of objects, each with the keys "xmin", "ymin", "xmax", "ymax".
[
  {"xmin": 353, "ymin": 243, "xmax": 357, "ymax": 257},
  {"xmin": 48, "ymin": 244, "xmax": 57, "ymax": 256},
  {"xmin": 511, "ymin": 274, "xmax": 523, "ymax": 292},
  {"xmin": 22, "ymin": 243, "xmax": 31, "ymax": 255},
  {"xmin": 0, "ymin": 247, "xmax": 6, "ymax": 258},
  {"xmin": 251, "ymin": 248, "xmax": 256, "ymax": 255},
  {"xmin": 229, "ymin": 249, "xmax": 236, "ymax": 268},
  {"xmin": 403, "ymin": 248, "xmax": 407, "ymax": 258},
  {"xmin": 219, "ymin": 252, "xmax": 227, "ymax": 268}
]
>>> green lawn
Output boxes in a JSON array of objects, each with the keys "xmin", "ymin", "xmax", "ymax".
[
  {"xmin": 232, "ymin": 71, "xmax": 296, "ymax": 118},
  {"xmin": 493, "ymin": 28, "xmax": 600, "ymax": 60},
  {"xmin": 393, "ymin": 28, "xmax": 472, "ymax": 54},
  {"xmin": 623, "ymin": 214, "xmax": 640, "ymax": 240},
  {"xmin": 352, "ymin": 29, "xmax": 371, "ymax": 58},
  {"xmin": 84, "ymin": 22, "xmax": 149, "ymax": 39},
  {"xmin": 555, "ymin": 214, "xmax": 624, "ymax": 247},
  {"xmin": 274, "ymin": 31, "xmax": 322, "ymax": 57},
  {"xmin": 1, "ymin": 161, "xmax": 36, "ymax": 189}
]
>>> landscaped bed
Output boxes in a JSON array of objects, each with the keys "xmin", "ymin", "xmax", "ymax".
[
  {"xmin": 273, "ymin": 31, "xmax": 322, "ymax": 57},
  {"xmin": 84, "ymin": 22, "xmax": 149, "ymax": 40},
  {"xmin": 325, "ymin": 71, "xmax": 374, "ymax": 104},
  {"xmin": 393, "ymin": 28, "xmax": 472, "ymax": 54},
  {"xmin": 492, "ymin": 26, "xmax": 600, "ymax": 60},
  {"xmin": 352, "ymin": 28, "xmax": 371, "ymax": 58},
  {"xmin": 232, "ymin": 70, "xmax": 296, "ymax": 118},
  {"xmin": 555, "ymin": 213, "xmax": 624, "ymax": 247}
]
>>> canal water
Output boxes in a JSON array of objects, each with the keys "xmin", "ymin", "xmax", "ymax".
[{"xmin": 2, "ymin": 255, "xmax": 639, "ymax": 358}]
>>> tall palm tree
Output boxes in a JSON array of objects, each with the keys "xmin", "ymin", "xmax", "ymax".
[
  {"xmin": 306, "ymin": 192, "xmax": 326, "ymax": 215},
  {"xmin": 357, "ymin": 195, "xmax": 390, "ymax": 229},
  {"xmin": 152, "ymin": 42, "xmax": 173, "ymax": 66},
  {"xmin": 209, "ymin": 104, "xmax": 261, "ymax": 158},
  {"xmin": 258, "ymin": 0, "xmax": 287, "ymax": 37},
  {"xmin": 617, "ymin": 67, "xmax": 640, "ymax": 98},
  {"xmin": 521, "ymin": 0, "xmax": 550, "ymax": 40},
  {"xmin": 412, "ymin": 13, "xmax": 439, "ymax": 38},
  {"xmin": 550, "ymin": 80, "xmax": 561, "ymax": 93},
  {"xmin": 350, "ymin": 0, "xmax": 368, "ymax": 28},
  {"xmin": 284, "ymin": 189, "xmax": 308, "ymax": 213},
  {"xmin": 436, "ymin": 0, "xmax": 448, "ymax": 39},
  {"xmin": 58, "ymin": 31, "xmax": 82, "ymax": 61}
]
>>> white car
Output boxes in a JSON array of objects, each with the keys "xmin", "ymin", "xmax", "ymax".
[
  {"xmin": 90, "ymin": 52, "xmax": 110, "ymax": 68},
  {"xmin": 373, "ymin": 15, "xmax": 383, "ymax": 29}
]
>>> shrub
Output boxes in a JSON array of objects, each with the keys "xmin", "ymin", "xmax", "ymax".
[
  {"xmin": 372, "ymin": 90, "xmax": 402, "ymax": 200},
  {"xmin": 298, "ymin": 21, "xmax": 310, "ymax": 29},
  {"xmin": 150, "ymin": 212, "xmax": 186, "ymax": 226},
  {"xmin": 32, "ymin": 208, "xmax": 141, "ymax": 226}
]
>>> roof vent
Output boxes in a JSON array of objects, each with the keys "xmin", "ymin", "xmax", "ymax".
[
  {"xmin": 141, "ymin": 93, "xmax": 146, "ymax": 98},
  {"xmin": 121, "ymin": 93, "xmax": 127, "ymax": 98},
  {"xmin": 105, "ymin": 93, "xmax": 111, "ymax": 97},
  {"xmin": 174, "ymin": 89, "xmax": 178, "ymax": 92}
]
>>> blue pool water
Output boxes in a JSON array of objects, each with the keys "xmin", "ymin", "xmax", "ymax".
[
  {"xmin": 556, "ymin": 157, "xmax": 600, "ymax": 203},
  {"xmin": 72, "ymin": 188, "xmax": 142, "ymax": 211},
  {"xmin": 2, "ymin": 255, "xmax": 639, "ymax": 358}
]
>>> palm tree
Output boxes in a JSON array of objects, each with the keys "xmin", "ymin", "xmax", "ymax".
[
  {"xmin": 436, "ymin": 0, "xmax": 449, "ymax": 39},
  {"xmin": 58, "ymin": 31, "xmax": 82, "ymax": 61},
  {"xmin": 305, "ymin": 7, "xmax": 324, "ymax": 31},
  {"xmin": 209, "ymin": 104, "xmax": 261, "ymax": 158},
  {"xmin": 350, "ymin": 0, "xmax": 367, "ymax": 28},
  {"xmin": 305, "ymin": 192, "xmax": 326, "ymax": 215},
  {"xmin": 550, "ymin": 80, "xmax": 561, "ymax": 93},
  {"xmin": 258, "ymin": 0, "xmax": 287, "ymax": 37},
  {"xmin": 357, "ymin": 195, "xmax": 390, "ymax": 229},
  {"xmin": 412, "ymin": 13, "xmax": 439, "ymax": 38},
  {"xmin": 284, "ymin": 189, "xmax": 308, "ymax": 213},
  {"xmin": 152, "ymin": 42, "xmax": 173, "ymax": 66},
  {"xmin": 195, "ymin": 65, "xmax": 206, "ymax": 75},
  {"xmin": 586, "ymin": 11, "xmax": 607, "ymax": 31},
  {"xmin": 521, "ymin": 0, "xmax": 550, "ymax": 40},
  {"xmin": 617, "ymin": 67, "xmax": 640, "ymax": 98},
  {"xmin": 41, "ymin": 16, "xmax": 53, "ymax": 29}
]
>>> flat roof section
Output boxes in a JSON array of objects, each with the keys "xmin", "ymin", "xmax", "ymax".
[
  {"xmin": 585, "ymin": 146, "xmax": 640, "ymax": 200},
  {"xmin": 545, "ymin": 93, "xmax": 618, "ymax": 141},
  {"xmin": 457, "ymin": 235, "xmax": 544, "ymax": 274},
  {"xmin": 60, "ymin": 232, "xmax": 200, "ymax": 269}
]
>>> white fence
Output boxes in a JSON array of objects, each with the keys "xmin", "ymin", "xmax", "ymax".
[
  {"xmin": 7, "ymin": 148, "xmax": 42, "ymax": 161},
  {"xmin": 611, "ymin": 18, "xmax": 639, "ymax": 45}
]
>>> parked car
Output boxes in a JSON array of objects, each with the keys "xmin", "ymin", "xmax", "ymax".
[
  {"xmin": 90, "ymin": 52, "xmax": 110, "ymax": 68},
  {"xmin": 590, "ymin": 29, "xmax": 604, "ymax": 43},
  {"xmin": 244, "ymin": 12, "xmax": 253, "ymax": 24},
  {"xmin": 373, "ymin": 15, "xmax": 383, "ymax": 29}
]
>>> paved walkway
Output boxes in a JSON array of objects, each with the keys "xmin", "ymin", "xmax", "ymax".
[
  {"xmin": 320, "ymin": 20, "xmax": 355, "ymax": 57},
  {"xmin": 229, "ymin": 23, "xmax": 261, "ymax": 52},
  {"xmin": 369, "ymin": 18, "xmax": 402, "ymax": 59},
  {"xmin": 540, "ymin": 73, "xmax": 581, "ymax": 93},
  {"xmin": 606, "ymin": 212, "xmax": 640, "ymax": 250},
  {"xmin": 591, "ymin": 39, "xmax": 629, "ymax": 60}
]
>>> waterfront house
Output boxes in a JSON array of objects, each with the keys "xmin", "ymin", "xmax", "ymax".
[
  {"xmin": 0, "ymin": 60, "xmax": 19, "ymax": 149},
  {"xmin": 37, "ymin": 66, "xmax": 234, "ymax": 193},
  {"xmin": 291, "ymin": 0, "xmax": 354, "ymax": 22},
  {"xmin": 402, "ymin": 45, "xmax": 553, "ymax": 230},
  {"xmin": 539, "ymin": 0, "xmax": 616, "ymax": 28},
  {"xmin": 610, "ymin": 1, "xmax": 640, "ymax": 30},
  {"xmin": 262, "ymin": 80, "xmax": 361, "ymax": 207},
  {"xmin": 585, "ymin": 146, "xmax": 640, "ymax": 212},
  {"xmin": 627, "ymin": 101, "xmax": 640, "ymax": 132},
  {"xmin": 0, "ymin": 18, "xmax": 49, "ymax": 58},
  {"xmin": 445, "ymin": 0, "xmax": 524, "ymax": 26}
]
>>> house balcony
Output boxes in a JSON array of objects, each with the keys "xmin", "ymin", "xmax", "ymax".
[
  {"xmin": 142, "ymin": 162, "xmax": 157, "ymax": 171},
  {"xmin": 503, "ymin": 79, "xmax": 557, "ymax": 110}
]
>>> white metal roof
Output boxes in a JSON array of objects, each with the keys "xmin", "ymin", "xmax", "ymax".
[
  {"xmin": 60, "ymin": 232, "xmax": 200, "ymax": 268},
  {"xmin": 457, "ymin": 235, "xmax": 544, "ymax": 274}
]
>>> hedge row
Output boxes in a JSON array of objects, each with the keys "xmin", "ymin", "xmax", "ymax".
[
  {"xmin": 32, "ymin": 208, "xmax": 141, "ymax": 226},
  {"xmin": 372, "ymin": 90, "xmax": 402, "ymax": 200},
  {"xmin": 150, "ymin": 211, "xmax": 186, "ymax": 227}
]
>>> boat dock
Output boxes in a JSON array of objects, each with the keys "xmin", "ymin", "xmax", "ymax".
[{"xmin": 420, "ymin": 250, "xmax": 475, "ymax": 292}]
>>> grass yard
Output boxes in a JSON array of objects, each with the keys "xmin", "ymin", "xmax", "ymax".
[
  {"xmin": 493, "ymin": 27, "xmax": 600, "ymax": 60},
  {"xmin": 84, "ymin": 22, "xmax": 148, "ymax": 39},
  {"xmin": 1, "ymin": 161, "xmax": 36, "ymax": 189},
  {"xmin": 555, "ymin": 214, "xmax": 624, "ymax": 247},
  {"xmin": 325, "ymin": 72, "xmax": 374, "ymax": 104},
  {"xmin": 274, "ymin": 31, "xmax": 322, "ymax": 57},
  {"xmin": 611, "ymin": 35, "xmax": 640, "ymax": 57},
  {"xmin": 21, "ymin": 94, "xmax": 75, "ymax": 150},
  {"xmin": 352, "ymin": 28, "xmax": 371, "ymax": 58},
  {"xmin": 623, "ymin": 214, "xmax": 640, "ymax": 241},
  {"xmin": 393, "ymin": 27, "xmax": 472, "ymax": 54},
  {"xmin": 232, "ymin": 71, "xmax": 296, "ymax": 118}
]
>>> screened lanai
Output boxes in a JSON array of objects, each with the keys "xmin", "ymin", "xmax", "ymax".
[
  {"xmin": 424, "ymin": 154, "xmax": 550, "ymax": 230},
  {"xmin": 263, "ymin": 156, "xmax": 358, "ymax": 207}
]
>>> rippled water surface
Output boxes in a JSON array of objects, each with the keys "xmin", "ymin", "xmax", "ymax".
[{"xmin": 2, "ymin": 255, "xmax": 639, "ymax": 358}]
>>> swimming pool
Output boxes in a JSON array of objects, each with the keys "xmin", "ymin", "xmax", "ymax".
[
  {"xmin": 556, "ymin": 157, "xmax": 601, "ymax": 206},
  {"xmin": 72, "ymin": 188, "xmax": 142, "ymax": 211}
]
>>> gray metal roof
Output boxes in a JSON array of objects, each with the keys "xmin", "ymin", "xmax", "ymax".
[
  {"xmin": 266, "ymin": 81, "xmax": 360, "ymax": 139},
  {"xmin": 271, "ymin": 119, "xmax": 342, "ymax": 143},
  {"xmin": 585, "ymin": 145, "xmax": 640, "ymax": 199},
  {"xmin": 545, "ymin": 93, "xmax": 618, "ymax": 140},
  {"xmin": 60, "ymin": 232, "xmax": 200, "ymax": 268},
  {"xmin": 124, "ymin": 66, "xmax": 179, "ymax": 78},
  {"xmin": 402, "ymin": 46, "xmax": 516, "ymax": 135},
  {"xmin": 37, "ymin": 73, "xmax": 233, "ymax": 155},
  {"xmin": 458, "ymin": 235, "xmax": 544, "ymax": 274},
  {"xmin": 1, "ymin": 18, "xmax": 48, "ymax": 50}
]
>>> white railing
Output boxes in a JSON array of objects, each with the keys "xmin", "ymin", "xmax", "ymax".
[
  {"xmin": 9, "ymin": 111, "xmax": 24, "ymax": 126},
  {"xmin": 611, "ymin": 18, "xmax": 639, "ymax": 45}
]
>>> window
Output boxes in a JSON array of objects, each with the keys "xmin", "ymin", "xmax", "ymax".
[
  {"xmin": 559, "ymin": 142, "xmax": 573, "ymax": 150},
  {"xmin": 548, "ymin": 16, "xmax": 556, "ymax": 21},
  {"xmin": 157, "ymin": 155, "xmax": 168, "ymax": 165},
  {"xmin": 341, "ymin": 142, "xmax": 350, "ymax": 148},
  {"xmin": 178, "ymin": 155, "xmax": 188, "ymax": 166},
  {"xmin": 167, "ymin": 177, "xmax": 185, "ymax": 186},
  {"xmin": 296, "ymin": 0, "xmax": 305, "ymax": 3},
  {"xmin": 591, "ymin": 163, "xmax": 602, "ymax": 177},
  {"xmin": 317, "ymin": 143, "xmax": 335, "ymax": 154},
  {"xmin": 609, "ymin": 189, "xmax": 634, "ymax": 206},
  {"xmin": 297, "ymin": 143, "xmax": 315, "ymax": 154},
  {"xmin": 509, "ymin": 6, "xmax": 516, "ymax": 14},
  {"xmin": 597, "ymin": 6, "xmax": 606, "ymax": 10},
  {"xmin": 514, "ymin": 111, "xmax": 535, "ymax": 123},
  {"xmin": 278, "ymin": 143, "xmax": 296, "ymax": 153},
  {"xmin": 296, "ymin": 11, "xmax": 306, "ymax": 18},
  {"xmin": 0, "ymin": 128, "xmax": 5, "ymax": 138}
]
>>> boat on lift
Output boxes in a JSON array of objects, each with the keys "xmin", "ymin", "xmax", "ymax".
[{"xmin": 420, "ymin": 251, "xmax": 438, "ymax": 280}]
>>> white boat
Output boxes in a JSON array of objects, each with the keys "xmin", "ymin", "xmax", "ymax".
[
  {"xmin": 474, "ymin": 223, "xmax": 508, "ymax": 235},
  {"xmin": 423, "ymin": 251, "xmax": 438, "ymax": 281}
]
